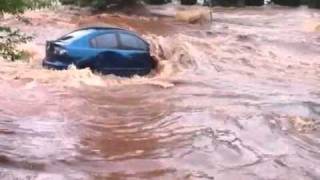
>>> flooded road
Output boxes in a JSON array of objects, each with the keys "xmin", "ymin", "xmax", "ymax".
[{"xmin": 0, "ymin": 5, "xmax": 320, "ymax": 180}]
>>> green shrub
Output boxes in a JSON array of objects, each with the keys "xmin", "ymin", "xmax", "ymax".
[
  {"xmin": 144, "ymin": 0, "xmax": 169, "ymax": 4},
  {"xmin": 0, "ymin": 27, "xmax": 32, "ymax": 61},
  {"xmin": 245, "ymin": 0, "xmax": 264, "ymax": 6},
  {"xmin": 272, "ymin": 0, "xmax": 301, "ymax": 6},
  {"xmin": 218, "ymin": 0, "xmax": 245, "ymax": 6},
  {"xmin": 0, "ymin": 0, "xmax": 53, "ymax": 61},
  {"xmin": 181, "ymin": 0, "xmax": 197, "ymax": 5},
  {"xmin": 60, "ymin": 0, "xmax": 142, "ymax": 7},
  {"xmin": 308, "ymin": 0, "xmax": 320, "ymax": 8}
]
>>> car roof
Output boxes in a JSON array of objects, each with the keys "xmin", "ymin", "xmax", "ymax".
[
  {"xmin": 76, "ymin": 26, "xmax": 127, "ymax": 31},
  {"xmin": 70, "ymin": 26, "xmax": 138, "ymax": 35},
  {"xmin": 56, "ymin": 26, "xmax": 148, "ymax": 47},
  {"xmin": 60, "ymin": 26, "xmax": 141, "ymax": 40},
  {"xmin": 75, "ymin": 26, "xmax": 149, "ymax": 44}
]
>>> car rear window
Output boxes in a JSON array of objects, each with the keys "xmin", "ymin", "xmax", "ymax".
[
  {"xmin": 90, "ymin": 33, "xmax": 118, "ymax": 49},
  {"xmin": 119, "ymin": 33, "xmax": 148, "ymax": 51}
]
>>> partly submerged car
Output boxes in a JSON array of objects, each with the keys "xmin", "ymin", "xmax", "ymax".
[{"xmin": 43, "ymin": 27, "xmax": 157, "ymax": 76}]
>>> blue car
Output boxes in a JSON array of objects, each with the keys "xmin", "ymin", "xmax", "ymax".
[{"xmin": 43, "ymin": 27, "xmax": 157, "ymax": 76}]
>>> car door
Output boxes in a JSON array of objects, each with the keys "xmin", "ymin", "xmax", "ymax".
[
  {"xmin": 89, "ymin": 32, "xmax": 133, "ymax": 76},
  {"xmin": 118, "ymin": 32, "xmax": 153, "ymax": 75}
]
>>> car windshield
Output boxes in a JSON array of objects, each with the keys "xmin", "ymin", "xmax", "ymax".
[{"xmin": 57, "ymin": 29, "xmax": 95, "ymax": 44}]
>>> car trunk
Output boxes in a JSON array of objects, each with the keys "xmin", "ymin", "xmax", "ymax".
[{"xmin": 45, "ymin": 41, "xmax": 73, "ymax": 64}]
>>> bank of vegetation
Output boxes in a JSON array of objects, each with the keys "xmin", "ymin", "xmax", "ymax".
[{"xmin": 59, "ymin": 0, "xmax": 320, "ymax": 8}]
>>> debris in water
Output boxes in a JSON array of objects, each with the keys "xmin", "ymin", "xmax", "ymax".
[
  {"xmin": 289, "ymin": 116, "xmax": 318, "ymax": 133},
  {"xmin": 175, "ymin": 9, "xmax": 209, "ymax": 24}
]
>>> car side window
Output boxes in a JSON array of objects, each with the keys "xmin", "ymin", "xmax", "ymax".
[
  {"xmin": 90, "ymin": 33, "xmax": 118, "ymax": 49},
  {"xmin": 119, "ymin": 33, "xmax": 148, "ymax": 51}
]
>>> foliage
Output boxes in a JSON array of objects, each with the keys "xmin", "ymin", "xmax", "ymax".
[
  {"xmin": 144, "ymin": 0, "xmax": 171, "ymax": 4},
  {"xmin": 0, "ymin": 0, "xmax": 54, "ymax": 14},
  {"xmin": 0, "ymin": 27, "xmax": 32, "ymax": 61},
  {"xmin": 60, "ymin": 0, "xmax": 171, "ymax": 8},
  {"xmin": 181, "ymin": 0, "xmax": 197, "ymax": 5},
  {"xmin": 60, "ymin": 0, "xmax": 140, "ymax": 8},
  {"xmin": 0, "ymin": 0, "xmax": 54, "ymax": 61},
  {"xmin": 307, "ymin": 0, "xmax": 320, "ymax": 8},
  {"xmin": 272, "ymin": 0, "xmax": 301, "ymax": 6}
]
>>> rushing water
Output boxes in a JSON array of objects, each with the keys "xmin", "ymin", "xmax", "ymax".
[{"xmin": 0, "ymin": 5, "xmax": 320, "ymax": 180}]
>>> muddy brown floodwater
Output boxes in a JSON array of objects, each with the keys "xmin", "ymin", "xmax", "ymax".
[{"xmin": 0, "ymin": 4, "xmax": 320, "ymax": 180}]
